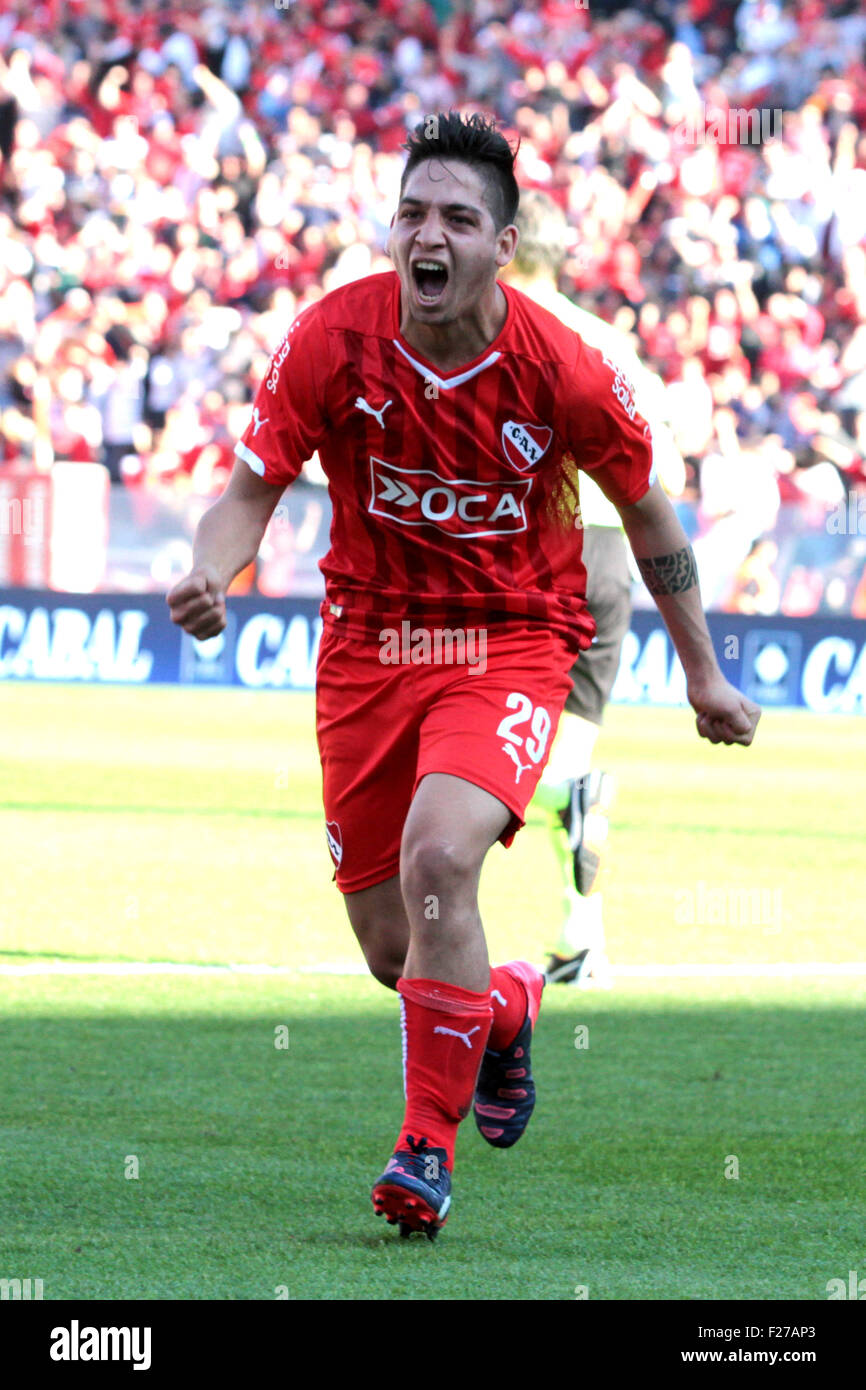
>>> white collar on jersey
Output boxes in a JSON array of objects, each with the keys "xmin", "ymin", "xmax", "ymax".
[{"xmin": 392, "ymin": 338, "xmax": 502, "ymax": 391}]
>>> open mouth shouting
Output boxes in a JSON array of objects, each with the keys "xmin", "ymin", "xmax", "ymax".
[{"xmin": 412, "ymin": 259, "xmax": 449, "ymax": 306}]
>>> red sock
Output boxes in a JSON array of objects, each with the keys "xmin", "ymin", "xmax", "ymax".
[
  {"xmin": 395, "ymin": 976, "xmax": 493, "ymax": 1169},
  {"xmin": 487, "ymin": 964, "xmax": 529, "ymax": 1050}
]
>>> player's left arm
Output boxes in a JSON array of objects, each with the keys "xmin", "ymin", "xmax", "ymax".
[
  {"xmin": 616, "ymin": 479, "xmax": 761, "ymax": 746},
  {"xmin": 572, "ymin": 340, "xmax": 759, "ymax": 745}
]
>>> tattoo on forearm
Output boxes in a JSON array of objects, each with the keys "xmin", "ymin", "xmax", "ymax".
[{"xmin": 636, "ymin": 546, "xmax": 698, "ymax": 596}]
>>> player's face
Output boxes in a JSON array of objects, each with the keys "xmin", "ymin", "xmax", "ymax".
[{"xmin": 389, "ymin": 160, "xmax": 516, "ymax": 325}]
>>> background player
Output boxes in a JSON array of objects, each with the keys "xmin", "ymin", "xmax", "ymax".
[
  {"xmin": 504, "ymin": 191, "xmax": 687, "ymax": 988},
  {"xmin": 167, "ymin": 113, "xmax": 760, "ymax": 1240}
]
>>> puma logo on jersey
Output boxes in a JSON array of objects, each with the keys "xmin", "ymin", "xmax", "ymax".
[
  {"xmin": 502, "ymin": 743, "xmax": 533, "ymax": 784},
  {"xmin": 251, "ymin": 407, "xmax": 269, "ymax": 435},
  {"xmin": 355, "ymin": 396, "xmax": 392, "ymax": 429},
  {"xmin": 434, "ymin": 1024, "xmax": 481, "ymax": 1050}
]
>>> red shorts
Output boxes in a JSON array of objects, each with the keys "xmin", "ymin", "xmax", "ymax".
[{"xmin": 315, "ymin": 619, "xmax": 576, "ymax": 893}]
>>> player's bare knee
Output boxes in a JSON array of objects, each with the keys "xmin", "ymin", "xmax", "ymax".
[{"xmin": 400, "ymin": 834, "xmax": 479, "ymax": 913}]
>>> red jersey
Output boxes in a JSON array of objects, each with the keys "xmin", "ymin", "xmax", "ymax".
[{"xmin": 235, "ymin": 272, "xmax": 654, "ymax": 653}]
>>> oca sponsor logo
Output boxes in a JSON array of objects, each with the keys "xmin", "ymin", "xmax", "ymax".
[{"xmin": 368, "ymin": 457, "xmax": 532, "ymax": 537}]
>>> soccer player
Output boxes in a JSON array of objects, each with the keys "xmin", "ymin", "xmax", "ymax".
[
  {"xmin": 503, "ymin": 191, "xmax": 687, "ymax": 989},
  {"xmin": 167, "ymin": 113, "xmax": 760, "ymax": 1240}
]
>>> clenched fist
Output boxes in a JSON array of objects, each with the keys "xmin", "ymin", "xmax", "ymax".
[
  {"xmin": 167, "ymin": 564, "xmax": 226, "ymax": 640},
  {"xmin": 688, "ymin": 673, "xmax": 761, "ymax": 746}
]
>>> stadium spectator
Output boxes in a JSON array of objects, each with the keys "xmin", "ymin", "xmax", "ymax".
[
  {"xmin": 0, "ymin": 0, "xmax": 862, "ymax": 608},
  {"xmin": 97, "ymin": 326, "xmax": 146, "ymax": 484}
]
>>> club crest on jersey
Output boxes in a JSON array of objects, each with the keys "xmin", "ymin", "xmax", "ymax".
[
  {"xmin": 501, "ymin": 420, "xmax": 553, "ymax": 473},
  {"xmin": 325, "ymin": 821, "xmax": 343, "ymax": 867},
  {"xmin": 369, "ymin": 457, "xmax": 532, "ymax": 538}
]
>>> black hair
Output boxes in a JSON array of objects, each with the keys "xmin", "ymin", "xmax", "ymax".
[{"xmin": 400, "ymin": 111, "xmax": 520, "ymax": 231}]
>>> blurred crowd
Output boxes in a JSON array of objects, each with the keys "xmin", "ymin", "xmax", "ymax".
[{"xmin": 1, "ymin": 0, "xmax": 865, "ymax": 614}]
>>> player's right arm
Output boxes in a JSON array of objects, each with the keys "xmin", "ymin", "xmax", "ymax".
[
  {"xmin": 167, "ymin": 460, "xmax": 287, "ymax": 639},
  {"xmin": 167, "ymin": 304, "xmax": 330, "ymax": 639}
]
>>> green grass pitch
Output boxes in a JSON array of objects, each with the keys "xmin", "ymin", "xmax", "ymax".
[{"xmin": 0, "ymin": 683, "xmax": 863, "ymax": 1300}]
